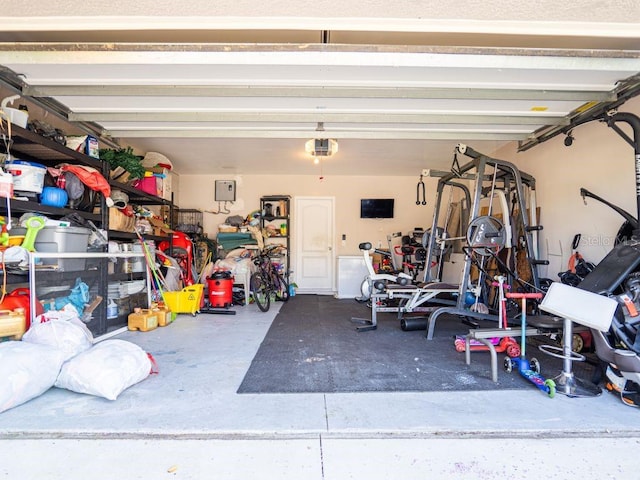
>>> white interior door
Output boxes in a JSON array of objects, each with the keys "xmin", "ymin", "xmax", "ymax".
[{"xmin": 294, "ymin": 196, "xmax": 335, "ymax": 294}]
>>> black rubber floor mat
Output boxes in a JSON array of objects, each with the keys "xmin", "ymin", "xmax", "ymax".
[{"xmin": 238, "ymin": 295, "xmax": 594, "ymax": 394}]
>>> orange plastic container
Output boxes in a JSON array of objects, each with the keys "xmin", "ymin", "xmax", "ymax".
[
  {"xmin": 153, "ymin": 302, "xmax": 174, "ymax": 327},
  {"xmin": 128, "ymin": 308, "xmax": 159, "ymax": 332},
  {"xmin": 0, "ymin": 308, "xmax": 27, "ymax": 340},
  {"xmin": 163, "ymin": 284, "xmax": 203, "ymax": 315}
]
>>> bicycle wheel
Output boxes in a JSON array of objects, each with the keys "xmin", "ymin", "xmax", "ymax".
[
  {"xmin": 251, "ymin": 271, "xmax": 271, "ymax": 312},
  {"xmin": 273, "ymin": 272, "xmax": 289, "ymax": 302},
  {"xmin": 194, "ymin": 239, "xmax": 209, "ymax": 273}
]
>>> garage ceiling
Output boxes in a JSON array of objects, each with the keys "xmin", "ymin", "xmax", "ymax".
[{"xmin": 0, "ymin": 7, "xmax": 639, "ymax": 176}]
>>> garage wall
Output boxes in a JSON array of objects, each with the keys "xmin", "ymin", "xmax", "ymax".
[
  {"xmin": 496, "ymin": 95, "xmax": 640, "ymax": 279},
  {"xmin": 178, "ymin": 173, "xmax": 439, "ymax": 258},
  {"xmin": 180, "ymin": 95, "xmax": 640, "ymax": 283}
]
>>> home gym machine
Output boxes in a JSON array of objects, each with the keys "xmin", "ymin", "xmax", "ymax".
[
  {"xmin": 551, "ymin": 111, "xmax": 640, "ymax": 400},
  {"xmin": 418, "ymin": 143, "xmax": 547, "ymax": 340}
]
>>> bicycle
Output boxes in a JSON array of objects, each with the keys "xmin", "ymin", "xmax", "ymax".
[{"xmin": 250, "ymin": 245, "xmax": 289, "ymax": 312}]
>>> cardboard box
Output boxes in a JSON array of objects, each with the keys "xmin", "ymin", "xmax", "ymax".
[
  {"xmin": 108, "ymin": 208, "xmax": 136, "ymax": 232},
  {"xmin": 148, "ymin": 216, "xmax": 173, "ymax": 237},
  {"xmin": 161, "ymin": 169, "xmax": 177, "ymax": 202},
  {"xmin": 160, "ymin": 171, "xmax": 174, "ymax": 201}
]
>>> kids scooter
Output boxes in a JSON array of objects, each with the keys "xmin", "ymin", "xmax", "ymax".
[
  {"xmin": 454, "ymin": 276, "xmax": 520, "ymax": 358},
  {"xmin": 503, "ymin": 291, "xmax": 556, "ymax": 398}
]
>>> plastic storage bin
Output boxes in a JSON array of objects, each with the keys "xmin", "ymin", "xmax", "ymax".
[
  {"xmin": 5, "ymin": 160, "xmax": 46, "ymax": 193},
  {"xmin": 163, "ymin": 284, "xmax": 204, "ymax": 315},
  {"xmin": 132, "ymin": 176, "xmax": 159, "ymax": 196},
  {"xmin": 15, "ymin": 226, "xmax": 91, "ymax": 271}
]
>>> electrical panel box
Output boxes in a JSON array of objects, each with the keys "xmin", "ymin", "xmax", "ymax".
[{"xmin": 215, "ymin": 180, "xmax": 236, "ymax": 201}]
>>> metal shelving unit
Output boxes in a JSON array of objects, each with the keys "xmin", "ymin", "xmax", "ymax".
[
  {"xmin": 1, "ymin": 124, "xmax": 176, "ymax": 335},
  {"xmin": 259, "ymin": 195, "xmax": 291, "ymax": 281}
]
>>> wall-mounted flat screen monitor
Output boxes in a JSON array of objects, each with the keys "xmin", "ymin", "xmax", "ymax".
[{"xmin": 360, "ymin": 198, "xmax": 394, "ymax": 219}]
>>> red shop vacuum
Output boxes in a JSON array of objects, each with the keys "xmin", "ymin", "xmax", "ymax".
[{"xmin": 201, "ymin": 271, "xmax": 236, "ymax": 315}]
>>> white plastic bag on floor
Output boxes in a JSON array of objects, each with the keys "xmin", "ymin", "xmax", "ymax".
[
  {"xmin": 22, "ymin": 312, "xmax": 93, "ymax": 362},
  {"xmin": 55, "ymin": 339, "xmax": 153, "ymax": 400},
  {"xmin": 0, "ymin": 341, "xmax": 66, "ymax": 413}
]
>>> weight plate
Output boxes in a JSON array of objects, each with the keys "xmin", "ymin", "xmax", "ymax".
[{"xmin": 466, "ymin": 215, "xmax": 506, "ymax": 255}]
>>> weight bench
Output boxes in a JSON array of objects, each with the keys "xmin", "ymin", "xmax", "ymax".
[
  {"xmin": 350, "ymin": 282, "xmax": 458, "ymax": 331},
  {"xmin": 397, "ymin": 282, "xmax": 459, "ymax": 311}
]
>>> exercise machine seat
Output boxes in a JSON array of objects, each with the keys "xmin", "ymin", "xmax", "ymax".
[
  {"xmin": 538, "ymin": 282, "xmax": 618, "ymax": 397},
  {"xmin": 539, "ymin": 282, "xmax": 617, "ymax": 332}
]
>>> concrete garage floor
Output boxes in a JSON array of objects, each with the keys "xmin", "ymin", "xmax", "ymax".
[{"xmin": 1, "ymin": 299, "xmax": 639, "ymax": 479}]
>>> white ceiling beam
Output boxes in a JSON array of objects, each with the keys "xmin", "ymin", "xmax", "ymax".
[
  {"xmin": 104, "ymin": 128, "xmax": 527, "ymax": 140},
  {"xmin": 27, "ymin": 85, "xmax": 616, "ymax": 102},
  {"xmin": 2, "ymin": 44, "xmax": 639, "ymax": 71},
  {"xmin": 69, "ymin": 111, "xmax": 568, "ymax": 125},
  {"xmin": 1, "ymin": 17, "xmax": 639, "ymax": 39}
]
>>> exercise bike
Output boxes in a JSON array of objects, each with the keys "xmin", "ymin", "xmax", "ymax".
[
  {"xmin": 351, "ymin": 242, "xmax": 413, "ymax": 331},
  {"xmin": 355, "ymin": 242, "xmax": 412, "ymax": 303}
]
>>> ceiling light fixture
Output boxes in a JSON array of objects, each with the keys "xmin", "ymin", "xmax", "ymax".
[
  {"xmin": 305, "ymin": 122, "xmax": 338, "ymax": 157},
  {"xmin": 305, "ymin": 138, "xmax": 339, "ymax": 157}
]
